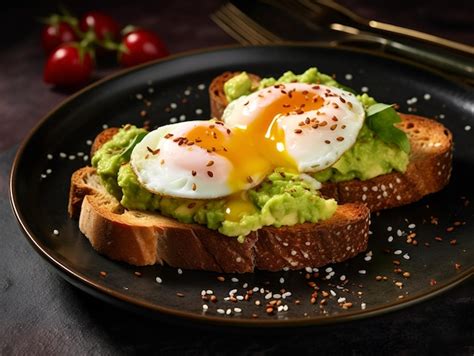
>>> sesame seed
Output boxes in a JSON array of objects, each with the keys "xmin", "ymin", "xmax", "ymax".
[
  {"xmin": 177, "ymin": 268, "xmax": 183, "ymax": 274},
  {"xmin": 340, "ymin": 275, "xmax": 346, "ymax": 281},
  {"xmin": 330, "ymin": 290, "xmax": 337, "ymax": 297},
  {"xmin": 217, "ymin": 309, "xmax": 225, "ymax": 314},
  {"xmin": 361, "ymin": 86, "xmax": 369, "ymax": 92},
  {"xmin": 102, "ymin": 124, "xmax": 109, "ymax": 129},
  {"xmin": 403, "ymin": 253, "xmax": 410, "ymax": 260},
  {"xmin": 155, "ymin": 277, "xmax": 162, "ymax": 284},
  {"xmin": 265, "ymin": 292, "xmax": 272, "ymax": 300},
  {"xmin": 198, "ymin": 84, "xmax": 206, "ymax": 90},
  {"xmin": 358, "ymin": 270, "xmax": 366, "ymax": 275},
  {"xmin": 408, "ymin": 223, "xmax": 416, "ymax": 229},
  {"xmin": 388, "ymin": 236, "xmax": 394, "ymax": 242},
  {"xmin": 279, "ymin": 277, "xmax": 285, "ymax": 284},
  {"xmin": 231, "ymin": 277, "xmax": 239, "ymax": 283},
  {"xmin": 52, "ymin": 229, "xmax": 59, "ymax": 236},
  {"xmin": 294, "ymin": 128, "xmax": 303, "ymax": 134},
  {"xmin": 324, "ymin": 140, "xmax": 331, "ymax": 144},
  {"xmin": 47, "ymin": 154, "xmax": 53, "ymax": 160},
  {"xmin": 361, "ymin": 302, "xmax": 367, "ymax": 310},
  {"xmin": 207, "ymin": 171, "xmax": 213, "ymax": 177},
  {"xmin": 394, "ymin": 250, "xmax": 402, "ymax": 255},
  {"xmin": 202, "ymin": 304, "xmax": 208, "ymax": 311},
  {"xmin": 465, "ymin": 125, "xmax": 471, "ymax": 131},
  {"xmin": 336, "ymin": 136, "xmax": 344, "ymax": 141},
  {"xmin": 169, "ymin": 117, "xmax": 177, "ymax": 123},
  {"xmin": 195, "ymin": 108, "xmax": 203, "ymax": 115},
  {"xmin": 345, "ymin": 74, "xmax": 353, "ymax": 80},
  {"xmin": 68, "ymin": 155, "xmax": 75, "ymax": 160}
]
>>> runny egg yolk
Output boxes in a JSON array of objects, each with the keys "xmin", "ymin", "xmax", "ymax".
[{"xmin": 184, "ymin": 90, "xmax": 324, "ymax": 221}]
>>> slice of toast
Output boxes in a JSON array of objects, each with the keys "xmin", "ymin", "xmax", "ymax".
[
  {"xmin": 209, "ymin": 72, "xmax": 453, "ymax": 211},
  {"xmin": 69, "ymin": 149, "xmax": 370, "ymax": 272}
]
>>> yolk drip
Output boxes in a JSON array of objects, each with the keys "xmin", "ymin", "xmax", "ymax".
[{"xmin": 184, "ymin": 89, "xmax": 324, "ymax": 221}]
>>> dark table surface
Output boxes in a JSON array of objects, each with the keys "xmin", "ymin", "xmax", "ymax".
[{"xmin": 1, "ymin": 1, "xmax": 473, "ymax": 354}]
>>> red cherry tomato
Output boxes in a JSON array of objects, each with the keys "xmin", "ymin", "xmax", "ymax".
[
  {"xmin": 41, "ymin": 22, "xmax": 79, "ymax": 54},
  {"xmin": 44, "ymin": 44, "xmax": 94, "ymax": 87},
  {"xmin": 79, "ymin": 11, "xmax": 120, "ymax": 41},
  {"xmin": 119, "ymin": 29, "xmax": 169, "ymax": 67}
]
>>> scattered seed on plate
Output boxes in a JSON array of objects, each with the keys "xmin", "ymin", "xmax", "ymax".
[
  {"xmin": 177, "ymin": 268, "xmax": 183, "ymax": 275},
  {"xmin": 358, "ymin": 270, "xmax": 367, "ymax": 275},
  {"xmin": 47, "ymin": 154, "xmax": 53, "ymax": 160},
  {"xmin": 102, "ymin": 124, "xmax": 109, "ymax": 129},
  {"xmin": 136, "ymin": 93, "xmax": 143, "ymax": 100},
  {"xmin": 361, "ymin": 302, "xmax": 367, "ymax": 310},
  {"xmin": 86, "ymin": 140, "xmax": 92, "ymax": 146},
  {"xmin": 155, "ymin": 277, "xmax": 163, "ymax": 284},
  {"xmin": 170, "ymin": 103, "xmax": 177, "ymax": 109},
  {"xmin": 52, "ymin": 229, "xmax": 59, "ymax": 236},
  {"xmin": 202, "ymin": 304, "xmax": 208, "ymax": 311},
  {"xmin": 465, "ymin": 125, "xmax": 471, "ymax": 131},
  {"xmin": 231, "ymin": 277, "xmax": 239, "ymax": 283},
  {"xmin": 361, "ymin": 86, "xmax": 369, "ymax": 92},
  {"xmin": 345, "ymin": 74, "xmax": 353, "ymax": 80},
  {"xmin": 169, "ymin": 117, "xmax": 178, "ymax": 123},
  {"xmin": 179, "ymin": 114, "xmax": 186, "ymax": 121},
  {"xmin": 388, "ymin": 236, "xmax": 394, "ymax": 242},
  {"xmin": 423, "ymin": 93, "xmax": 431, "ymax": 100},
  {"xmin": 195, "ymin": 108, "xmax": 203, "ymax": 115},
  {"xmin": 198, "ymin": 84, "xmax": 206, "ymax": 90},
  {"xmin": 394, "ymin": 250, "xmax": 402, "ymax": 255}
]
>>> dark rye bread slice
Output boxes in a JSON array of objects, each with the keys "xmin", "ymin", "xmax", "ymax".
[
  {"xmin": 208, "ymin": 71, "xmax": 453, "ymax": 211},
  {"xmin": 70, "ymin": 167, "xmax": 369, "ymax": 272}
]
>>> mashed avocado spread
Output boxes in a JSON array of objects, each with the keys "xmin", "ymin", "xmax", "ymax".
[
  {"xmin": 93, "ymin": 126, "xmax": 337, "ymax": 240},
  {"xmin": 223, "ymin": 68, "xmax": 409, "ymax": 182}
]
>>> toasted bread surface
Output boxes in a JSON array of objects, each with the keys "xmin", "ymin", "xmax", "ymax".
[
  {"xmin": 71, "ymin": 167, "xmax": 369, "ymax": 272},
  {"xmin": 208, "ymin": 71, "xmax": 453, "ymax": 211}
]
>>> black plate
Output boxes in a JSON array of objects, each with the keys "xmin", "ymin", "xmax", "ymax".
[{"xmin": 10, "ymin": 45, "xmax": 474, "ymax": 327}]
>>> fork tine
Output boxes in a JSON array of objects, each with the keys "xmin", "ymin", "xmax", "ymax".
[
  {"xmin": 211, "ymin": 2, "xmax": 283, "ymax": 45},
  {"xmin": 211, "ymin": 11, "xmax": 255, "ymax": 45},
  {"xmin": 217, "ymin": 5, "xmax": 270, "ymax": 45},
  {"xmin": 224, "ymin": 3, "xmax": 283, "ymax": 43}
]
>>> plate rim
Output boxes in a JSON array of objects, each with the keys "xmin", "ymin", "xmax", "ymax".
[{"xmin": 9, "ymin": 43, "xmax": 474, "ymax": 327}]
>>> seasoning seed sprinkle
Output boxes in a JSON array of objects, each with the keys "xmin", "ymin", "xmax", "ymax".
[
  {"xmin": 336, "ymin": 136, "xmax": 344, "ymax": 142},
  {"xmin": 207, "ymin": 160, "xmax": 214, "ymax": 166},
  {"xmin": 294, "ymin": 129, "xmax": 303, "ymax": 134},
  {"xmin": 192, "ymin": 183, "xmax": 197, "ymax": 191},
  {"xmin": 207, "ymin": 171, "xmax": 213, "ymax": 177}
]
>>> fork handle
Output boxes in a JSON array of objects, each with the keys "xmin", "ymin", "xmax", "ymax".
[
  {"xmin": 368, "ymin": 20, "xmax": 474, "ymax": 56},
  {"xmin": 339, "ymin": 36, "xmax": 474, "ymax": 82}
]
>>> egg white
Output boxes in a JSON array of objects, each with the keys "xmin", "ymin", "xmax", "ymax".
[
  {"xmin": 131, "ymin": 121, "xmax": 238, "ymax": 199},
  {"xmin": 223, "ymin": 83, "xmax": 365, "ymax": 172}
]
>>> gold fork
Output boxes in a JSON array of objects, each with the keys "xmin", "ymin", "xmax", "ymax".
[{"xmin": 211, "ymin": 2, "xmax": 283, "ymax": 45}]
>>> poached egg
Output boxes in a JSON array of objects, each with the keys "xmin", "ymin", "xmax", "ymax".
[{"xmin": 131, "ymin": 83, "xmax": 364, "ymax": 203}]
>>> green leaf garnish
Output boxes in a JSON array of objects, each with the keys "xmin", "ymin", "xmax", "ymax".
[
  {"xmin": 119, "ymin": 131, "xmax": 148, "ymax": 160},
  {"xmin": 366, "ymin": 104, "xmax": 410, "ymax": 154}
]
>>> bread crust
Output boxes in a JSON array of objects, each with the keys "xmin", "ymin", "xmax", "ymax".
[
  {"xmin": 208, "ymin": 71, "xmax": 453, "ymax": 211},
  {"xmin": 72, "ymin": 167, "xmax": 369, "ymax": 272},
  {"xmin": 209, "ymin": 71, "xmax": 261, "ymax": 119}
]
